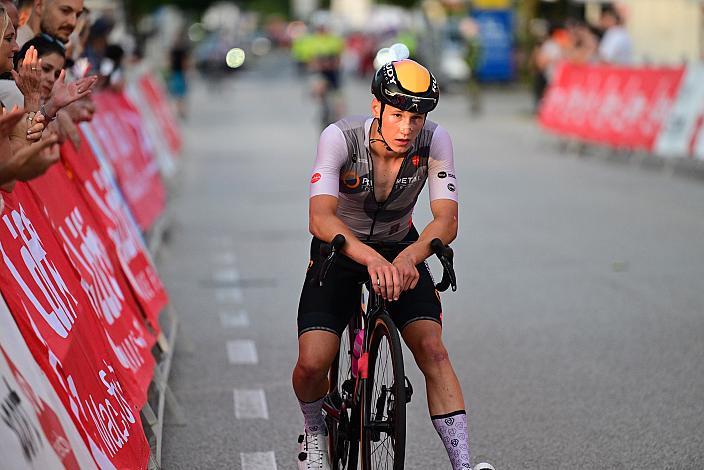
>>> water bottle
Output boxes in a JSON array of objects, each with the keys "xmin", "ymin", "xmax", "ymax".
[{"xmin": 351, "ymin": 328, "xmax": 364, "ymax": 377}]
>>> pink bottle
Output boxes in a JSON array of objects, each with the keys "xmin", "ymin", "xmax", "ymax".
[{"xmin": 351, "ymin": 328, "xmax": 364, "ymax": 377}]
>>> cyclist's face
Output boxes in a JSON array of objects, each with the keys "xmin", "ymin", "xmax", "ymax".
[{"xmin": 372, "ymin": 99, "xmax": 425, "ymax": 153}]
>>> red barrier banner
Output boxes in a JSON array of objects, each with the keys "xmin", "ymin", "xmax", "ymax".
[
  {"xmin": 539, "ymin": 63, "xmax": 685, "ymax": 151},
  {"xmin": 62, "ymin": 131, "xmax": 168, "ymax": 325},
  {"xmin": 0, "ymin": 184, "xmax": 150, "ymax": 468},
  {"xmin": 0, "ymin": 298, "xmax": 96, "ymax": 469},
  {"xmin": 27, "ymin": 160, "xmax": 157, "ymax": 401},
  {"xmin": 88, "ymin": 91, "xmax": 166, "ymax": 231},
  {"xmin": 138, "ymin": 75, "xmax": 183, "ymax": 155}
]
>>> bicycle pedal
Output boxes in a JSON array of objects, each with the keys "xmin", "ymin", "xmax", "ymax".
[{"xmin": 404, "ymin": 376, "xmax": 413, "ymax": 403}]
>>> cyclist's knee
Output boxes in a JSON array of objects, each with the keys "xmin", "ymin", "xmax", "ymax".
[
  {"xmin": 295, "ymin": 354, "xmax": 330, "ymax": 381},
  {"xmin": 414, "ymin": 336, "xmax": 449, "ymax": 371}
]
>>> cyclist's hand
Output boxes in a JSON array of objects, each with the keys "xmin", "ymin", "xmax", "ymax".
[
  {"xmin": 367, "ymin": 256, "xmax": 402, "ymax": 302},
  {"xmin": 392, "ymin": 254, "xmax": 419, "ymax": 292}
]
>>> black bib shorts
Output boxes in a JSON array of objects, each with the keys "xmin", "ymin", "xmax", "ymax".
[{"xmin": 297, "ymin": 228, "xmax": 443, "ymax": 337}]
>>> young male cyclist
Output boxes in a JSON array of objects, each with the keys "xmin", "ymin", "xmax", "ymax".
[{"xmin": 293, "ymin": 58, "xmax": 493, "ymax": 470}]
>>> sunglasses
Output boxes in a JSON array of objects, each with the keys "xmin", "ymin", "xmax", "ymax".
[{"xmin": 383, "ymin": 88, "xmax": 437, "ymax": 114}]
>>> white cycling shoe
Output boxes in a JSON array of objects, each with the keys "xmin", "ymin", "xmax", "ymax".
[
  {"xmin": 474, "ymin": 463, "xmax": 496, "ymax": 470},
  {"xmin": 297, "ymin": 431, "xmax": 331, "ymax": 470}
]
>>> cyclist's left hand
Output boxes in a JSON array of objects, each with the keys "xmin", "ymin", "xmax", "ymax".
[{"xmin": 392, "ymin": 254, "xmax": 419, "ymax": 293}]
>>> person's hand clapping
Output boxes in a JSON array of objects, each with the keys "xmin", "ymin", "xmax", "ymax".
[
  {"xmin": 12, "ymin": 46, "xmax": 42, "ymax": 101},
  {"xmin": 44, "ymin": 71, "xmax": 98, "ymax": 119},
  {"xmin": 0, "ymin": 107, "xmax": 26, "ymax": 137},
  {"xmin": 13, "ymin": 132, "xmax": 61, "ymax": 181}
]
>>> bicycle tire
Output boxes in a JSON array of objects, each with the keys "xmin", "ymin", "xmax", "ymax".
[
  {"xmin": 327, "ymin": 322, "xmax": 360, "ymax": 469},
  {"xmin": 361, "ymin": 313, "xmax": 406, "ymax": 470}
]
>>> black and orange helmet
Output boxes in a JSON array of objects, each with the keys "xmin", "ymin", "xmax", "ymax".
[{"xmin": 371, "ymin": 59, "xmax": 439, "ymax": 114}]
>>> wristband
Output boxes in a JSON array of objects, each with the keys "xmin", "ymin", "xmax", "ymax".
[{"xmin": 40, "ymin": 103, "xmax": 56, "ymax": 121}]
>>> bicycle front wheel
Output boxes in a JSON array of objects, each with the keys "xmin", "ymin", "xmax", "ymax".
[
  {"xmin": 361, "ymin": 314, "xmax": 406, "ymax": 470},
  {"xmin": 327, "ymin": 320, "xmax": 360, "ymax": 469}
]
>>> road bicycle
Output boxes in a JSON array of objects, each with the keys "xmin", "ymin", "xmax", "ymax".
[{"xmin": 319, "ymin": 234, "xmax": 457, "ymax": 470}]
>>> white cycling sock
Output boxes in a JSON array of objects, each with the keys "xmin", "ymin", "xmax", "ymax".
[
  {"xmin": 432, "ymin": 410, "xmax": 471, "ymax": 470},
  {"xmin": 299, "ymin": 396, "xmax": 327, "ymax": 435}
]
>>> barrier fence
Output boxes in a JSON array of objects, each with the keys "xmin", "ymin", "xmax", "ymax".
[
  {"xmin": 0, "ymin": 74, "xmax": 181, "ymax": 469},
  {"xmin": 539, "ymin": 62, "xmax": 704, "ymax": 162}
]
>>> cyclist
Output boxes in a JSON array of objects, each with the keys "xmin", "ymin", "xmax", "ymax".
[{"xmin": 292, "ymin": 58, "xmax": 493, "ymax": 470}]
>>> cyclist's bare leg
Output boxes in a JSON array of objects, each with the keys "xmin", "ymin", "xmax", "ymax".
[
  {"xmin": 292, "ymin": 330, "xmax": 340, "ymax": 434},
  {"xmin": 403, "ymin": 319, "xmax": 473, "ymax": 470},
  {"xmin": 293, "ymin": 330, "xmax": 339, "ymax": 400},
  {"xmin": 402, "ymin": 320, "xmax": 465, "ymax": 414}
]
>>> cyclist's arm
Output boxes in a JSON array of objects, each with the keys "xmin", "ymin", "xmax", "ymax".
[
  {"xmin": 396, "ymin": 199, "xmax": 458, "ymax": 266},
  {"xmin": 397, "ymin": 124, "xmax": 458, "ymax": 266},
  {"xmin": 308, "ymin": 124, "xmax": 389, "ymax": 268},
  {"xmin": 309, "ymin": 195, "xmax": 388, "ymax": 267}
]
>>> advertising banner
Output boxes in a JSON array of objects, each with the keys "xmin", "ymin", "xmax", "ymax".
[
  {"xmin": 0, "ymin": 298, "xmax": 96, "ymax": 469},
  {"xmin": 27, "ymin": 161, "xmax": 157, "ymax": 401},
  {"xmin": 653, "ymin": 64, "xmax": 704, "ymax": 158},
  {"xmin": 89, "ymin": 91, "xmax": 166, "ymax": 232},
  {"xmin": 472, "ymin": 9, "xmax": 514, "ymax": 82},
  {"xmin": 61, "ymin": 132, "xmax": 168, "ymax": 326},
  {"xmin": 137, "ymin": 75, "xmax": 183, "ymax": 155},
  {"xmin": 0, "ymin": 184, "xmax": 150, "ymax": 469},
  {"xmin": 539, "ymin": 63, "xmax": 685, "ymax": 151}
]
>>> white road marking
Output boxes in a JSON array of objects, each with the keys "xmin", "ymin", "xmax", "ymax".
[
  {"xmin": 241, "ymin": 452, "xmax": 277, "ymax": 470},
  {"xmin": 227, "ymin": 340, "xmax": 258, "ymax": 364},
  {"xmin": 234, "ymin": 389, "xmax": 269, "ymax": 419},
  {"xmin": 213, "ymin": 268, "xmax": 240, "ymax": 283},
  {"xmin": 215, "ymin": 287, "xmax": 243, "ymax": 304},
  {"xmin": 220, "ymin": 310, "xmax": 250, "ymax": 328}
]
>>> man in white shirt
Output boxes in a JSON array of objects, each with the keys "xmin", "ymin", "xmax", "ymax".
[
  {"xmin": 598, "ymin": 5, "xmax": 633, "ymax": 65},
  {"xmin": 17, "ymin": 0, "xmax": 83, "ymax": 48}
]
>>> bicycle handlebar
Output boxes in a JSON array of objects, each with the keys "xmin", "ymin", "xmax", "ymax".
[{"xmin": 318, "ymin": 235, "xmax": 457, "ymax": 292}]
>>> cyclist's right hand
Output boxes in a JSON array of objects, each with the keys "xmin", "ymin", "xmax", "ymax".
[{"xmin": 366, "ymin": 255, "xmax": 402, "ymax": 302}]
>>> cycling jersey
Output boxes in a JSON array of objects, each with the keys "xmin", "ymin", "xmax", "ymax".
[{"xmin": 309, "ymin": 116, "xmax": 457, "ymax": 241}]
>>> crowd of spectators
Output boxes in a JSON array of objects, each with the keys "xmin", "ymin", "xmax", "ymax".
[
  {"xmin": 533, "ymin": 4, "xmax": 633, "ymax": 110},
  {"xmin": 0, "ymin": 0, "xmax": 119, "ymax": 212}
]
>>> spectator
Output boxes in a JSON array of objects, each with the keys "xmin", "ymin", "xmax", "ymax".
[
  {"xmin": 598, "ymin": 4, "xmax": 633, "ymax": 65},
  {"xmin": 566, "ymin": 19, "xmax": 599, "ymax": 64},
  {"xmin": 15, "ymin": 34, "xmax": 65, "ymax": 101},
  {"xmin": 533, "ymin": 22, "xmax": 570, "ymax": 109},
  {"xmin": 17, "ymin": 0, "xmax": 84, "ymax": 47},
  {"xmin": 168, "ymin": 37, "xmax": 190, "ymax": 119},
  {"xmin": 82, "ymin": 16, "xmax": 112, "ymax": 74},
  {"xmin": 0, "ymin": 0, "xmax": 23, "ymax": 109}
]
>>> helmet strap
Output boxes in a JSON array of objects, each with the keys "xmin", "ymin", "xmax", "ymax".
[{"xmin": 370, "ymin": 102, "xmax": 393, "ymax": 152}]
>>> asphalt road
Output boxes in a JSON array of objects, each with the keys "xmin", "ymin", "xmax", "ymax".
[{"xmin": 159, "ymin": 53, "xmax": 704, "ymax": 470}]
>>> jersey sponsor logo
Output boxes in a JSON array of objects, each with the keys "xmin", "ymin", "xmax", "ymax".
[
  {"xmin": 438, "ymin": 171, "xmax": 456, "ymax": 179},
  {"xmin": 412, "ymin": 155, "xmax": 420, "ymax": 167},
  {"xmin": 311, "ymin": 173, "xmax": 322, "ymax": 184},
  {"xmin": 447, "ymin": 183, "xmax": 456, "ymax": 192},
  {"xmin": 341, "ymin": 171, "xmax": 360, "ymax": 189},
  {"xmin": 395, "ymin": 175, "xmax": 422, "ymax": 187}
]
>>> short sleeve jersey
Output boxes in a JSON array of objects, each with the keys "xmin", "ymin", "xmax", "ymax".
[{"xmin": 310, "ymin": 116, "xmax": 457, "ymax": 242}]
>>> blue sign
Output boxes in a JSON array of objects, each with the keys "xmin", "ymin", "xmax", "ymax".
[{"xmin": 473, "ymin": 9, "xmax": 514, "ymax": 82}]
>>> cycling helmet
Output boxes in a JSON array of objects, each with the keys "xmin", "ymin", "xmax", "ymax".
[{"xmin": 371, "ymin": 59, "xmax": 439, "ymax": 114}]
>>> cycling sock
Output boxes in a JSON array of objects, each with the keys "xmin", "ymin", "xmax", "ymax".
[
  {"xmin": 431, "ymin": 410, "xmax": 471, "ymax": 470},
  {"xmin": 299, "ymin": 396, "xmax": 327, "ymax": 435}
]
